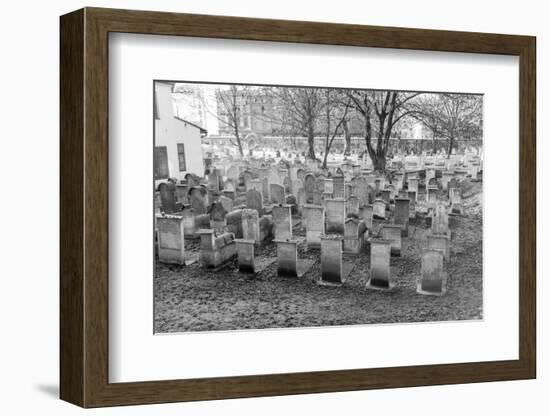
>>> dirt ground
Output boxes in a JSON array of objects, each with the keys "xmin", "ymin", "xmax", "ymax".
[{"xmin": 154, "ymin": 181, "xmax": 483, "ymax": 333}]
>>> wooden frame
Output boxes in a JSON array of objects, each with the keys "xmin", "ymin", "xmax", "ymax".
[{"xmin": 60, "ymin": 7, "xmax": 536, "ymax": 408}]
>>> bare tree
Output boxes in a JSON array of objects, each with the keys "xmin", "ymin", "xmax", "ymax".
[
  {"xmin": 215, "ymin": 85, "xmax": 254, "ymax": 157},
  {"xmin": 320, "ymin": 90, "xmax": 352, "ymax": 168},
  {"xmin": 411, "ymin": 94, "xmax": 483, "ymax": 158},
  {"xmin": 346, "ymin": 90, "xmax": 420, "ymax": 171},
  {"xmin": 269, "ymin": 87, "xmax": 324, "ymax": 161}
]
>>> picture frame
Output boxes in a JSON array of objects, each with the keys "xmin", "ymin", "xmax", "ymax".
[{"xmin": 60, "ymin": 7, "xmax": 536, "ymax": 408}]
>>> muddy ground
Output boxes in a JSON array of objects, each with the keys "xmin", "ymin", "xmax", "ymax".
[{"xmin": 154, "ymin": 181, "xmax": 482, "ymax": 333}]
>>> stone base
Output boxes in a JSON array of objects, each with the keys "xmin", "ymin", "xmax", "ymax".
[
  {"xmin": 366, "ymin": 280, "xmax": 396, "ymax": 291},
  {"xmin": 318, "ymin": 262, "xmax": 354, "ymax": 285},
  {"xmin": 416, "ymin": 287, "xmax": 446, "ymax": 296}
]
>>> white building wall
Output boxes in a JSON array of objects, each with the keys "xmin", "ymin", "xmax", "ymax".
[{"xmin": 154, "ymin": 82, "xmax": 205, "ymax": 188}]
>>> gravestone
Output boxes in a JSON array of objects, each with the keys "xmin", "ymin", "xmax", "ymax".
[
  {"xmin": 320, "ymin": 235, "xmax": 353, "ymax": 285},
  {"xmin": 274, "ymin": 239, "xmax": 313, "ymax": 277},
  {"xmin": 218, "ymin": 195, "xmax": 234, "ymax": 213},
  {"xmin": 296, "ymin": 168, "xmax": 306, "ymax": 182},
  {"xmin": 246, "ymin": 189, "xmax": 264, "ymax": 216},
  {"xmin": 261, "ymin": 177, "xmax": 270, "ymax": 203},
  {"xmin": 333, "ymin": 176, "xmax": 345, "ymax": 199},
  {"xmin": 197, "ymin": 229, "xmax": 237, "ymax": 268},
  {"xmin": 373, "ymin": 199, "xmax": 386, "ymax": 219},
  {"xmin": 304, "ymin": 174, "xmax": 316, "ymax": 203},
  {"xmin": 292, "ymin": 179, "xmax": 304, "ymax": 196},
  {"xmin": 157, "ymin": 214, "xmax": 194, "ymax": 265},
  {"xmin": 296, "ymin": 188, "xmax": 306, "ymax": 214},
  {"xmin": 367, "ymin": 238, "xmax": 392, "ymax": 289},
  {"xmin": 225, "ymin": 209, "xmax": 244, "ymax": 238},
  {"xmin": 380, "ymin": 189, "xmax": 391, "ymax": 206},
  {"xmin": 394, "ymin": 198, "xmax": 410, "ymax": 237},
  {"xmin": 270, "ymin": 183, "xmax": 285, "ymax": 205},
  {"xmin": 344, "ymin": 218, "xmax": 367, "ymax": 254},
  {"xmin": 208, "ymin": 170, "xmax": 220, "ymax": 192},
  {"xmin": 224, "ymin": 179, "xmax": 235, "ymax": 192},
  {"xmin": 325, "ymin": 199, "xmax": 346, "ymax": 233},
  {"xmin": 272, "ymin": 204, "xmax": 292, "ymax": 240},
  {"xmin": 417, "ymin": 248, "xmax": 447, "ymax": 295},
  {"xmin": 450, "ymin": 188, "xmax": 463, "ymax": 214},
  {"xmin": 159, "ymin": 182, "xmax": 177, "ymax": 214},
  {"xmin": 324, "ymin": 178, "xmax": 334, "ymax": 195},
  {"xmin": 234, "ymin": 239, "xmax": 256, "ymax": 272},
  {"xmin": 407, "ymin": 191, "xmax": 417, "ymax": 218},
  {"xmin": 346, "ymin": 196, "xmax": 360, "ymax": 217},
  {"xmin": 355, "ymin": 177, "xmax": 369, "ymax": 206},
  {"xmin": 408, "ymin": 178, "xmax": 419, "ymax": 195},
  {"xmin": 283, "ymin": 176, "xmax": 292, "ymax": 194},
  {"xmin": 432, "ymin": 202, "xmax": 450, "ymax": 236},
  {"xmin": 441, "ymin": 171, "xmax": 454, "ymax": 190},
  {"xmin": 360, "ymin": 204, "xmax": 374, "ymax": 230},
  {"xmin": 249, "ymin": 178, "xmax": 263, "ymax": 194},
  {"xmin": 189, "ymin": 186, "xmax": 208, "ymax": 215},
  {"xmin": 427, "ymin": 233, "xmax": 451, "ymax": 262},
  {"xmin": 302, "ymin": 204, "xmax": 325, "ymax": 249},
  {"xmin": 426, "ymin": 185, "xmax": 439, "ymax": 204},
  {"xmin": 345, "ymin": 183, "xmax": 353, "ymax": 199},
  {"xmin": 426, "ymin": 168, "xmax": 436, "ymax": 185},
  {"xmin": 393, "ymin": 172, "xmax": 405, "ymax": 190},
  {"xmin": 208, "ymin": 201, "xmax": 228, "ymax": 232},
  {"xmin": 381, "ymin": 224, "xmax": 402, "ymax": 256},
  {"xmin": 175, "ymin": 184, "xmax": 189, "ymax": 204},
  {"xmin": 312, "ymin": 190, "xmax": 322, "ymax": 205}
]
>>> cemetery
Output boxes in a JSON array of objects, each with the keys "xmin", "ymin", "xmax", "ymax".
[
  {"xmin": 154, "ymin": 153, "xmax": 483, "ymax": 332},
  {"xmin": 153, "ymin": 84, "xmax": 483, "ymax": 333}
]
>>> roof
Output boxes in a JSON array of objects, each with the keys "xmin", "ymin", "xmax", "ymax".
[{"xmin": 173, "ymin": 116, "xmax": 208, "ymax": 135}]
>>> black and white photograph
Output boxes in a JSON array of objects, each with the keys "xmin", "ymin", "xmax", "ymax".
[{"xmin": 153, "ymin": 80, "xmax": 484, "ymax": 333}]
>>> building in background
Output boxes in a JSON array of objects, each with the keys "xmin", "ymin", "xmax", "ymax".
[{"xmin": 154, "ymin": 81, "xmax": 206, "ymax": 189}]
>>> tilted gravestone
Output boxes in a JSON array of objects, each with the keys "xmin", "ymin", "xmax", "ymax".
[
  {"xmin": 197, "ymin": 229, "xmax": 237, "ymax": 268},
  {"xmin": 417, "ymin": 248, "xmax": 447, "ymax": 295}
]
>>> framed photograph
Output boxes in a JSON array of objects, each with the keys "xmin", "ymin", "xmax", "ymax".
[{"xmin": 60, "ymin": 7, "xmax": 536, "ymax": 408}]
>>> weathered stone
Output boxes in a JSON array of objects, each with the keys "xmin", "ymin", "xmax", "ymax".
[
  {"xmin": 246, "ymin": 189, "xmax": 264, "ymax": 215},
  {"xmin": 159, "ymin": 182, "xmax": 178, "ymax": 213},
  {"xmin": 368, "ymin": 238, "xmax": 392, "ymax": 289},
  {"xmin": 417, "ymin": 248, "xmax": 447, "ymax": 295},
  {"xmin": 272, "ymin": 204, "xmax": 292, "ymax": 240},
  {"xmin": 325, "ymin": 198, "xmax": 346, "ymax": 233},
  {"xmin": 381, "ymin": 224, "xmax": 402, "ymax": 256},
  {"xmin": 432, "ymin": 201, "xmax": 449, "ymax": 236},
  {"xmin": 197, "ymin": 229, "xmax": 237, "ymax": 268},
  {"xmin": 333, "ymin": 176, "xmax": 345, "ymax": 199},
  {"xmin": 302, "ymin": 204, "xmax": 325, "ymax": 249},
  {"xmin": 320, "ymin": 235, "xmax": 352, "ymax": 284},
  {"xmin": 157, "ymin": 214, "xmax": 185, "ymax": 264},
  {"xmin": 235, "ymin": 239, "xmax": 256, "ymax": 272},
  {"xmin": 394, "ymin": 198, "xmax": 410, "ymax": 237},
  {"xmin": 189, "ymin": 186, "xmax": 208, "ymax": 215},
  {"xmin": 270, "ymin": 183, "xmax": 285, "ymax": 205},
  {"xmin": 373, "ymin": 199, "xmax": 386, "ymax": 219},
  {"xmin": 344, "ymin": 218, "xmax": 367, "ymax": 254},
  {"xmin": 360, "ymin": 204, "xmax": 374, "ymax": 229}
]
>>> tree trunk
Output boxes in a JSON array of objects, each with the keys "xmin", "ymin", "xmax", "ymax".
[
  {"xmin": 373, "ymin": 152, "xmax": 386, "ymax": 171},
  {"xmin": 234, "ymin": 126, "xmax": 244, "ymax": 157},
  {"xmin": 307, "ymin": 123, "xmax": 316, "ymax": 160},
  {"xmin": 447, "ymin": 136, "xmax": 455, "ymax": 159},
  {"xmin": 343, "ymin": 118, "xmax": 351, "ymax": 156}
]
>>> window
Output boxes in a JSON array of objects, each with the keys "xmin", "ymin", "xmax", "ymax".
[
  {"xmin": 177, "ymin": 143, "xmax": 186, "ymax": 172},
  {"xmin": 154, "ymin": 146, "xmax": 169, "ymax": 180}
]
